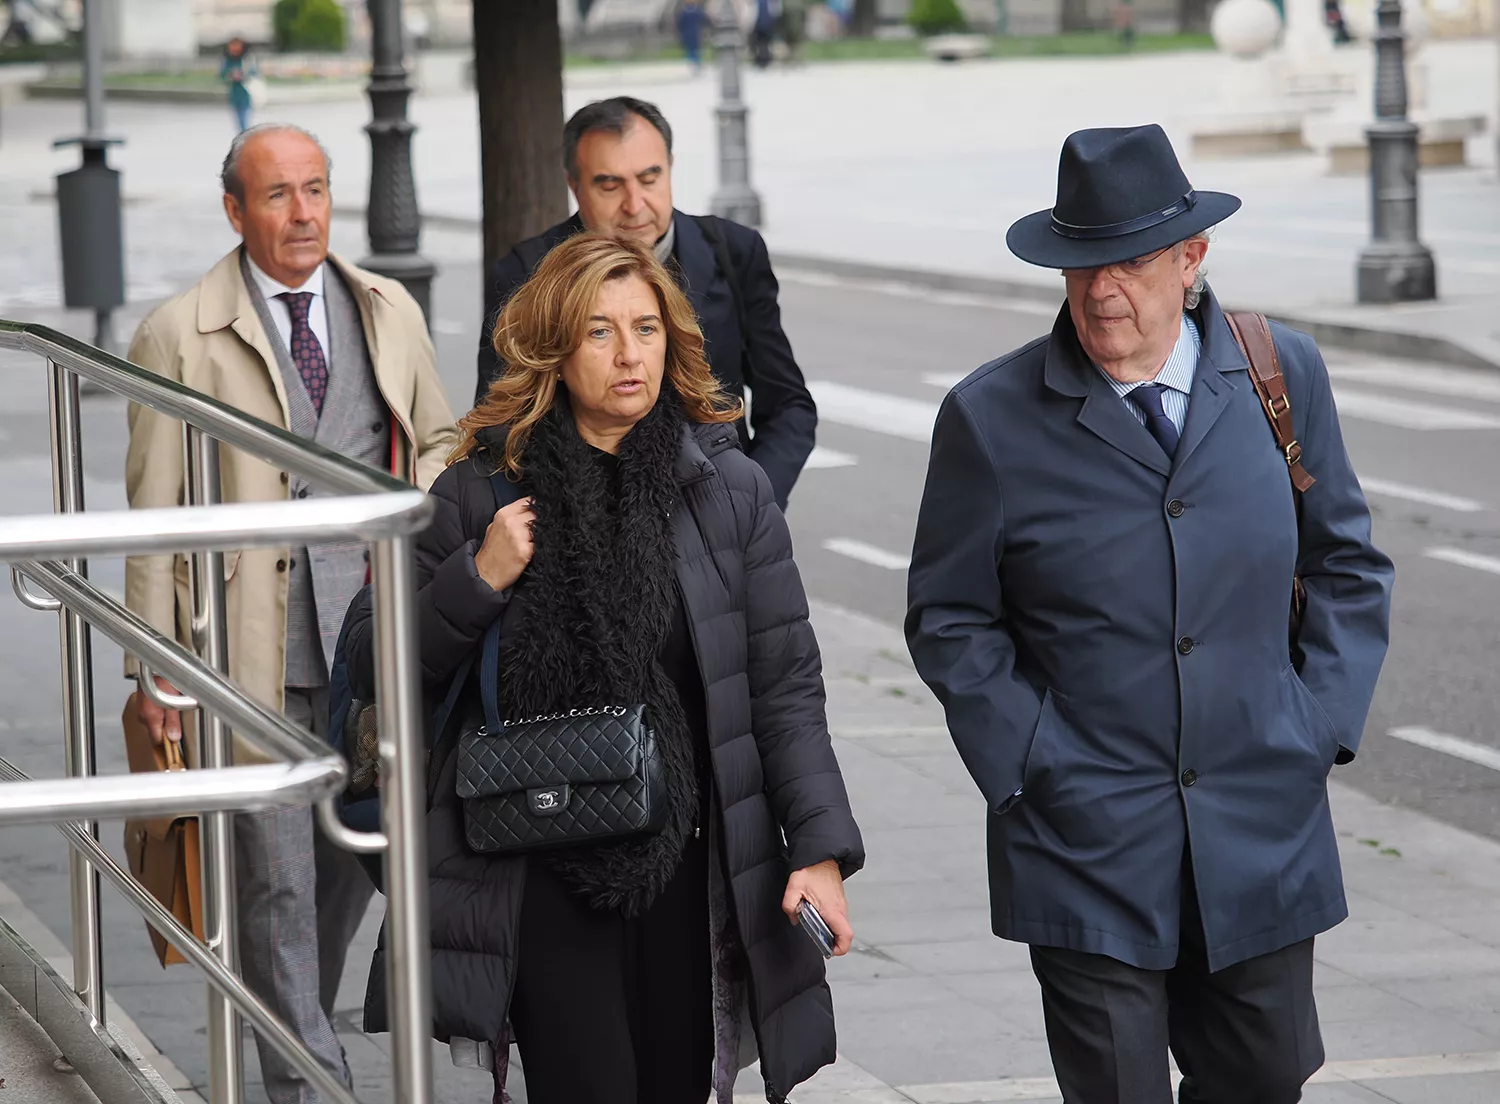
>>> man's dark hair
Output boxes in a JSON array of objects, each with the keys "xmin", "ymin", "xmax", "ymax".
[{"xmin": 562, "ymin": 97, "xmax": 674, "ymax": 179}]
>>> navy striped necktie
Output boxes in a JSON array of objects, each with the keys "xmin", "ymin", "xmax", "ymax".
[{"xmin": 1126, "ymin": 383, "xmax": 1179, "ymax": 458}]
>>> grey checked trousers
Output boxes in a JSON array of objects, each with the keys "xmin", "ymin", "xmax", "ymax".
[{"xmin": 235, "ymin": 686, "xmax": 375, "ymax": 1104}]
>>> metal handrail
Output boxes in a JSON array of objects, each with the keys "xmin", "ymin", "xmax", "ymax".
[
  {"xmin": 0, "ymin": 493, "xmax": 432, "ymax": 560},
  {"xmin": 0, "ymin": 319, "xmax": 433, "ymax": 1104},
  {"xmin": 0, "ymin": 756, "xmax": 361, "ymax": 1104},
  {"xmin": 0, "ymin": 320, "xmax": 409, "ymax": 497}
]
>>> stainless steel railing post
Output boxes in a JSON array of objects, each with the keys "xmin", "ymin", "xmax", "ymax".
[
  {"xmin": 47, "ymin": 357, "xmax": 104, "ymax": 1027},
  {"xmin": 186, "ymin": 425, "xmax": 244, "ymax": 1104},
  {"xmin": 371, "ymin": 536, "xmax": 433, "ymax": 1104}
]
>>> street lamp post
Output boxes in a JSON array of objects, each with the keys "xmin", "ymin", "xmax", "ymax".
[
  {"xmin": 709, "ymin": 1, "xmax": 762, "ymax": 228},
  {"xmin": 1355, "ymin": 0, "xmax": 1435, "ymax": 303},
  {"xmin": 54, "ymin": 0, "xmax": 125, "ymax": 354},
  {"xmin": 361, "ymin": 0, "xmax": 436, "ymax": 324}
]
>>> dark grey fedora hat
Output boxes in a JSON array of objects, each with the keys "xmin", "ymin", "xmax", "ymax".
[{"xmin": 1007, "ymin": 124, "xmax": 1241, "ymax": 270}]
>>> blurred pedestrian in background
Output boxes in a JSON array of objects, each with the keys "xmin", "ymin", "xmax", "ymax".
[
  {"xmin": 908, "ymin": 123, "xmax": 1393, "ymax": 1103},
  {"xmin": 677, "ymin": 0, "xmax": 708, "ymax": 75},
  {"xmin": 751, "ymin": 0, "xmax": 780, "ymax": 67},
  {"xmin": 220, "ymin": 36, "xmax": 259, "ymax": 134},
  {"xmin": 123, "ymin": 123, "xmax": 455, "ymax": 1104}
]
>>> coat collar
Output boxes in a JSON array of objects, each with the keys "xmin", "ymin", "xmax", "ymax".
[
  {"xmin": 194, "ymin": 246, "xmax": 396, "ymax": 428},
  {"xmin": 1040, "ymin": 284, "xmax": 1249, "ymax": 477}
]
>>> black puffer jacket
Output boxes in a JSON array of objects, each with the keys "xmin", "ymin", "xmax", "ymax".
[{"xmin": 350, "ymin": 420, "xmax": 864, "ymax": 1101}]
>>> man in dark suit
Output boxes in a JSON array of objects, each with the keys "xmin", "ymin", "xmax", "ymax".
[
  {"xmin": 906, "ymin": 125, "xmax": 1393, "ymax": 1102},
  {"xmin": 476, "ymin": 96, "xmax": 816, "ymax": 508}
]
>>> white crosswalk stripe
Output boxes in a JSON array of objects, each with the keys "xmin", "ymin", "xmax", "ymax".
[
  {"xmin": 822, "ymin": 538, "xmax": 911, "ymax": 571},
  {"xmin": 809, "ymin": 381, "xmax": 939, "ymax": 444}
]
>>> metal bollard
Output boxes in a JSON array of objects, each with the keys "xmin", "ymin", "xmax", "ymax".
[{"xmin": 710, "ymin": 0, "xmax": 764, "ymax": 228}]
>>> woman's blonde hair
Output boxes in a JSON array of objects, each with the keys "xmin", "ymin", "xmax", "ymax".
[{"xmin": 450, "ymin": 231, "xmax": 744, "ymax": 477}]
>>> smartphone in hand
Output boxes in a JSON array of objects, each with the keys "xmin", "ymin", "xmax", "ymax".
[{"xmin": 797, "ymin": 898, "xmax": 836, "ymax": 959}]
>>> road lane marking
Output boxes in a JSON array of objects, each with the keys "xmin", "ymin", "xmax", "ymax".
[
  {"xmin": 1388, "ymin": 726, "xmax": 1500, "ymax": 773},
  {"xmin": 431, "ymin": 318, "xmax": 466, "ymax": 336},
  {"xmin": 779, "ymin": 268, "xmax": 1059, "ymax": 316},
  {"xmin": 1328, "ymin": 363, "xmax": 1500, "ymax": 406},
  {"xmin": 804, "ymin": 446, "xmax": 858, "ymax": 470},
  {"xmin": 1424, "ymin": 547, "xmax": 1500, "ymax": 576},
  {"xmin": 922, "ymin": 372, "xmax": 965, "ymax": 390},
  {"xmin": 822, "ymin": 538, "xmax": 911, "ymax": 571},
  {"xmin": 809, "ymin": 380, "xmax": 939, "ymax": 444},
  {"xmin": 1360, "ymin": 478, "xmax": 1484, "ymax": 513},
  {"xmin": 1332, "ymin": 386, "xmax": 1500, "ymax": 430}
]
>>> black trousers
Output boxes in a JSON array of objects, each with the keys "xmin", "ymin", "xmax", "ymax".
[
  {"xmin": 1029, "ymin": 864, "xmax": 1323, "ymax": 1104},
  {"xmin": 509, "ymin": 833, "xmax": 714, "ymax": 1104}
]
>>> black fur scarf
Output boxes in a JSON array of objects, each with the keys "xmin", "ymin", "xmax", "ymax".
[{"xmin": 500, "ymin": 387, "xmax": 698, "ymax": 917}]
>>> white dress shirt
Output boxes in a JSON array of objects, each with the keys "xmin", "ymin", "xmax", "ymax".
[
  {"xmin": 1096, "ymin": 312, "xmax": 1201, "ymax": 433},
  {"xmin": 245, "ymin": 254, "xmax": 330, "ymax": 367}
]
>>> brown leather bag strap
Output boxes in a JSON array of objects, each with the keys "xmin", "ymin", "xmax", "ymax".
[{"xmin": 1225, "ymin": 311, "xmax": 1316, "ymax": 493}]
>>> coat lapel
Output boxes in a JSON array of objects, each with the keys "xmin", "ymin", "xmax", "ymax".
[
  {"xmin": 1172, "ymin": 293, "xmax": 1250, "ymax": 473},
  {"xmin": 198, "ymin": 248, "xmax": 291, "ymax": 428},
  {"xmin": 1043, "ymin": 307, "xmax": 1172, "ymax": 478},
  {"xmin": 670, "ymin": 211, "xmax": 716, "ymax": 325}
]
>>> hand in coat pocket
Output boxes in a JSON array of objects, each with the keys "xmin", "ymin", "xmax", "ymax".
[{"xmin": 783, "ymin": 858, "xmax": 854, "ymax": 956}]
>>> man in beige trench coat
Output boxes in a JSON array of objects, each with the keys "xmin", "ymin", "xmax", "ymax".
[{"xmin": 123, "ymin": 123, "xmax": 456, "ymax": 1104}]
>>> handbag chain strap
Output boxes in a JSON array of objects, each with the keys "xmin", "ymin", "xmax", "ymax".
[{"xmin": 478, "ymin": 705, "xmax": 630, "ymax": 736}]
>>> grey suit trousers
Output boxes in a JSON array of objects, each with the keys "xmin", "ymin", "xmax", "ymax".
[{"xmin": 236, "ymin": 686, "xmax": 376, "ymax": 1104}]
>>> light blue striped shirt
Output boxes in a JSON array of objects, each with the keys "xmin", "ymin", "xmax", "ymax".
[{"xmin": 1097, "ymin": 313, "xmax": 1201, "ymax": 433}]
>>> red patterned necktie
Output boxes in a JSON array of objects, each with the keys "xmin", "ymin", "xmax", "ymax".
[{"xmin": 277, "ymin": 291, "xmax": 328, "ymax": 416}]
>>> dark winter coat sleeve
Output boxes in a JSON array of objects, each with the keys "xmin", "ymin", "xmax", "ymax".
[
  {"xmin": 738, "ymin": 456, "xmax": 864, "ymax": 878},
  {"xmin": 732, "ymin": 226, "xmax": 817, "ymax": 510},
  {"xmin": 475, "ymin": 252, "xmax": 530, "ymax": 406},
  {"xmin": 905, "ymin": 386, "xmax": 1043, "ymax": 814},
  {"xmin": 343, "ymin": 462, "xmax": 510, "ymax": 700}
]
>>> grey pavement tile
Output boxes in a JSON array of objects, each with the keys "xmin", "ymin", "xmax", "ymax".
[
  {"xmin": 845, "ymin": 875, "xmax": 990, "ymax": 916},
  {"xmin": 880, "ymin": 937, "xmax": 1034, "ymax": 978},
  {"xmin": 825, "ymin": 944, "xmax": 918, "ymax": 984},
  {"xmin": 857, "ymin": 907, "xmax": 996, "ymax": 948},
  {"xmin": 1375, "ymin": 974, "xmax": 1500, "ymax": 1018},
  {"xmin": 1312, "ymin": 982, "xmax": 1427, "ymax": 1025},
  {"xmin": 845, "ymin": 732, "xmax": 956, "ymax": 760},
  {"xmin": 1342, "ymin": 1073, "xmax": 1500, "ymax": 1104},
  {"xmin": 1302, "ymin": 1084, "xmax": 1402, "ymax": 1104},
  {"xmin": 1321, "ymin": 1011, "xmax": 1498, "ymax": 1064},
  {"xmin": 832, "ymin": 976, "xmax": 1052, "ymax": 1086}
]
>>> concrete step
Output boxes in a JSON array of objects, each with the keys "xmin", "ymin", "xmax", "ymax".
[{"xmin": 0, "ymin": 991, "xmax": 104, "ymax": 1104}]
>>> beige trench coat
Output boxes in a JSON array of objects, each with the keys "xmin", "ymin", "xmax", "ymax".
[{"xmin": 124, "ymin": 248, "xmax": 457, "ymax": 764}]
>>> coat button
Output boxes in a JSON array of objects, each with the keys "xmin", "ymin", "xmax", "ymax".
[
  {"xmin": 1177, "ymin": 636, "xmax": 1195, "ymax": 655},
  {"xmin": 1167, "ymin": 499, "xmax": 1185, "ymax": 518},
  {"xmin": 371, "ymin": 420, "xmax": 385, "ymax": 433},
  {"xmin": 1181, "ymin": 768, "xmax": 1198, "ymax": 787},
  {"xmin": 276, "ymin": 559, "xmax": 287, "ymax": 573},
  {"xmin": 280, "ymin": 472, "xmax": 289, "ymax": 485}
]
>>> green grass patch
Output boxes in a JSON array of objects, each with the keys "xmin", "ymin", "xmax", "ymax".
[{"xmin": 565, "ymin": 30, "xmax": 1214, "ymax": 68}]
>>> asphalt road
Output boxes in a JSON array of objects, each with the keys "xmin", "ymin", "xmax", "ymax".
[{"xmin": 4, "ymin": 242, "xmax": 1500, "ymax": 1099}]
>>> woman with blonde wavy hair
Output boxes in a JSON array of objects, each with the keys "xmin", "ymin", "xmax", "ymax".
[{"xmin": 345, "ymin": 232, "xmax": 863, "ymax": 1104}]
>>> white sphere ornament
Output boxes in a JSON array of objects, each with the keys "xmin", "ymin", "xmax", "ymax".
[{"xmin": 1210, "ymin": 0, "xmax": 1285, "ymax": 58}]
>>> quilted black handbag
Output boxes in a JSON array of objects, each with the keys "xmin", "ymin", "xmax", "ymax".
[{"xmin": 454, "ymin": 615, "xmax": 670, "ymax": 854}]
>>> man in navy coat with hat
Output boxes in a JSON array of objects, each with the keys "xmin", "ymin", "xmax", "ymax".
[{"xmin": 906, "ymin": 125, "xmax": 1393, "ymax": 1101}]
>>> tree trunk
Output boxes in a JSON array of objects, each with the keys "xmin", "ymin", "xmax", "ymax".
[
  {"xmin": 849, "ymin": 0, "xmax": 879, "ymax": 36},
  {"xmin": 472, "ymin": 0, "xmax": 569, "ymax": 279}
]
